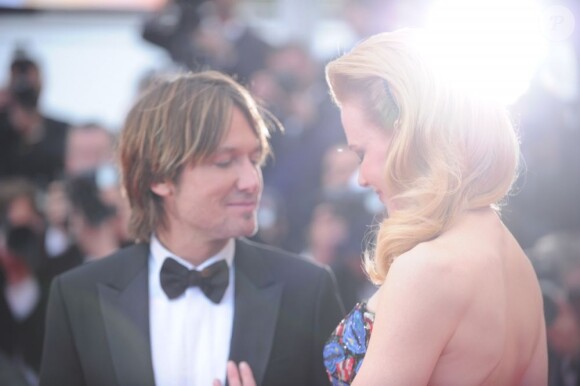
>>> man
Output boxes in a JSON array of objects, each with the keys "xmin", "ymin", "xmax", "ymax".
[
  {"xmin": 0, "ymin": 49, "xmax": 69, "ymax": 190},
  {"xmin": 64, "ymin": 123, "xmax": 116, "ymax": 176},
  {"xmin": 43, "ymin": 123, "xmax": 121, "ymax": 264},
  {"xmin": 143, "ymin": 0, "xmax": 270, "ymax": 85},
  {"xmin": 39, "ymin": 71, "xmax": 344, "ymax": 386},
  {"xmin": 0, "ymin": 178, "xmax": 47, "ymax": 373}
]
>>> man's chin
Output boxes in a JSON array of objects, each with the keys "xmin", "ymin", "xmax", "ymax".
[
  {"xmin": 233, "ymin": 219, "xmax": 259, "ymax": 238},
  {"xmin": 243, "ymin": 223, "xmax": 259, "ymax": 238}
]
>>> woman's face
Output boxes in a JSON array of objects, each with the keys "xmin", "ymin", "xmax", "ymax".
[{"xmin": 340, "ymin": 101, "xmax": 393, "ymax": 211}]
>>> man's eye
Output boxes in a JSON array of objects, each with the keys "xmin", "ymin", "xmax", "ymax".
[
  {"xmin": 215, "ymin": 160, "xmax": 233, "ymax": 168},
  {"xmin": 355, "ymin": 151, "xmax": 365, "ymax": 163},
  {"xmin": 249, "ymin": 149, "xmax": 264, "ymax": 165}
]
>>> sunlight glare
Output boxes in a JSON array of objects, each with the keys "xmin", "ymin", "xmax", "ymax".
[{"xmin": 420, "ymin": 0, "xmax": 547, "ymax": 105}]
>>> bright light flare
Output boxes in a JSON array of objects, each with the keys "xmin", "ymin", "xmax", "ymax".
[{"xmin": 420, "ymin": 0, "xmax": 547, "ymax": 105}]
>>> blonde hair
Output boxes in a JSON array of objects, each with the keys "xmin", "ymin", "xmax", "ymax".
[
  {"xmin": 326, "ymin": 30, "xmax": 520, "ymax": 284},
  {"xmin": 119, "ymin": 71, "xmax": 272, "ymax": 242}
]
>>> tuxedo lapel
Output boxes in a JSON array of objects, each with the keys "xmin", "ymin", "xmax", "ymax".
[
  {"xmin": 97, "ymin": 244, "xmax": 156, "ymax": 386},
  {"xmin": 229, "ymin": 239, "xmax": 284, "ymax": 386}
]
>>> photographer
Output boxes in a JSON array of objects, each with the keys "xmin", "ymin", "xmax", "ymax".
[
  {"xmin": 64, "ymin": 167, "xmax": 122, "ymax": 262},
  {"xmin": 0, "ymin": 178, "xmax": 47, "ymax": 378},
  {"xmin": 142, "ymin": 0, "xmax": 270, "ymax": 84},
  {"xmin": 0, "ymin": 48, "xmax": 70, "ymax": 190}
]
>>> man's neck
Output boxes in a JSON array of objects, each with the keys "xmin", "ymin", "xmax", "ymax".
[{"xmin": 155, "ymin": 229, "xmax": 229, "ymax": 266}]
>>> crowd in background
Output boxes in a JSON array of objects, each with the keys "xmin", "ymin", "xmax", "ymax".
[{"xmin": 1, "ymin": 0, "xmax": 580, "ymax": 385}]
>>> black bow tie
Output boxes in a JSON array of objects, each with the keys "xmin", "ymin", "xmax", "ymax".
[{"xmin": 160, "ymin": 258, "xmax": 229, "ymax": 304}]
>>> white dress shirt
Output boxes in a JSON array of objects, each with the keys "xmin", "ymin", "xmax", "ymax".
[
  {"xmin": 4, "ymin": 275, "xmax": 40, "ymax": 321},
  {"xmin": 149, "ymin": 235, "xmax": 235, "ymax": 386}
]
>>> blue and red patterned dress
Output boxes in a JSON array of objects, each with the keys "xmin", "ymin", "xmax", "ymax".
[{"xmin": 323, "ymin": 302, "xmax": 375, "ymax": 386}]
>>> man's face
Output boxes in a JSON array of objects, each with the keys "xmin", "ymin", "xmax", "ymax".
[
  {"xmin": 152, "ymin": 107, "xmax": 263, "ymax": 243},
  {"xmin": 9, "ymin": 66, "xmax": 41, "ymax": 96},
  {"xmin": 65, "ymin": 128, "xmax": 114, "ymax": 175}
]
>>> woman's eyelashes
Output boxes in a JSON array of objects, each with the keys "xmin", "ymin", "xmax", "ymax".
[
  {"xmin": 347, "ymin": 144, "xmax": 365, "ymax": 164},
  {"xmin": 354, "ymin": 150, "xmax": 365, "ymax": 164}
]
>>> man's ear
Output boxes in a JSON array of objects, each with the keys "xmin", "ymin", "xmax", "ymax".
[{"xmin": 150, "ymin": 181, "xmax": 173, "ymax": 197}]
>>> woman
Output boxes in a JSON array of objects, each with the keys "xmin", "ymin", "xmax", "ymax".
[{"xmin": 221, "ymin": 29, "xmax": 547, "ymax": 386}]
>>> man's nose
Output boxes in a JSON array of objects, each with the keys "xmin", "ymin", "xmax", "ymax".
[{"xmin": 237, "ymin": 159, "xmax": 261, "ymax": 192}]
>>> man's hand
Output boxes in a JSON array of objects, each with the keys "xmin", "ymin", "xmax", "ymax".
[{"xmin": 213, "ymin": 361, "xmax": 256, "ymax": 386}]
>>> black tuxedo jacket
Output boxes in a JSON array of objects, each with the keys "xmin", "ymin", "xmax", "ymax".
[{"xmin": 39, "ymin": 238, "xmax": 344, "ymax": 386}]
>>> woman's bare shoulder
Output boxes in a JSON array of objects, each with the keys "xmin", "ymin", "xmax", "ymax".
[
  {"xmin": 374, "ymin": 240, "xmax": 476, "ymax": 311},
  {"xmin": 393, "ymin": 236, "xmax": 481, "ymax": 280},
  {"xmin": 371, "ymin": 211, "xmax": 505, "ymax": 311},
  {"xmin": 372, "ymin": 232, "xmax": 490, "ymax": 311}
]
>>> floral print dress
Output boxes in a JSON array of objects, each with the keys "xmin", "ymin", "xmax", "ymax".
[{"xmin": 323, "ymin": 302, "xmax": 375, "ymax": 386}]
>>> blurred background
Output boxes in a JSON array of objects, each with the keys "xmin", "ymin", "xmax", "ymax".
[{"xmin": 1, "ymin": 0, "xmax": 580, "ymax": 385}]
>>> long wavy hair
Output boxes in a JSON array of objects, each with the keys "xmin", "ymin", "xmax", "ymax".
[
  {"xmin": 326, "ymin": 30, "xmax": 520, "ymax": 284},
  {"xmin": 119, "ymin": 71, "xmax": 273, "ymax": 242}
]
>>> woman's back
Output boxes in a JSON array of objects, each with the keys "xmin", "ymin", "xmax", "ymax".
[
  {"xmin": 359, "ymin": 208, "xmax": 547, "ymax": 386},
  {"xmin": 426, "ymin": 209, "xmax": 547, "ymax": 385}
]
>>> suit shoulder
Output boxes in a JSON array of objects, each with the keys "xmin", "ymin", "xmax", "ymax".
[
  {"xmin": 57, "ymin": 243, "xmax": 149, "ymax": 285},
  {"xmin": 237, "ymin": 238, "xmax": 330, "ymax": 276}
]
